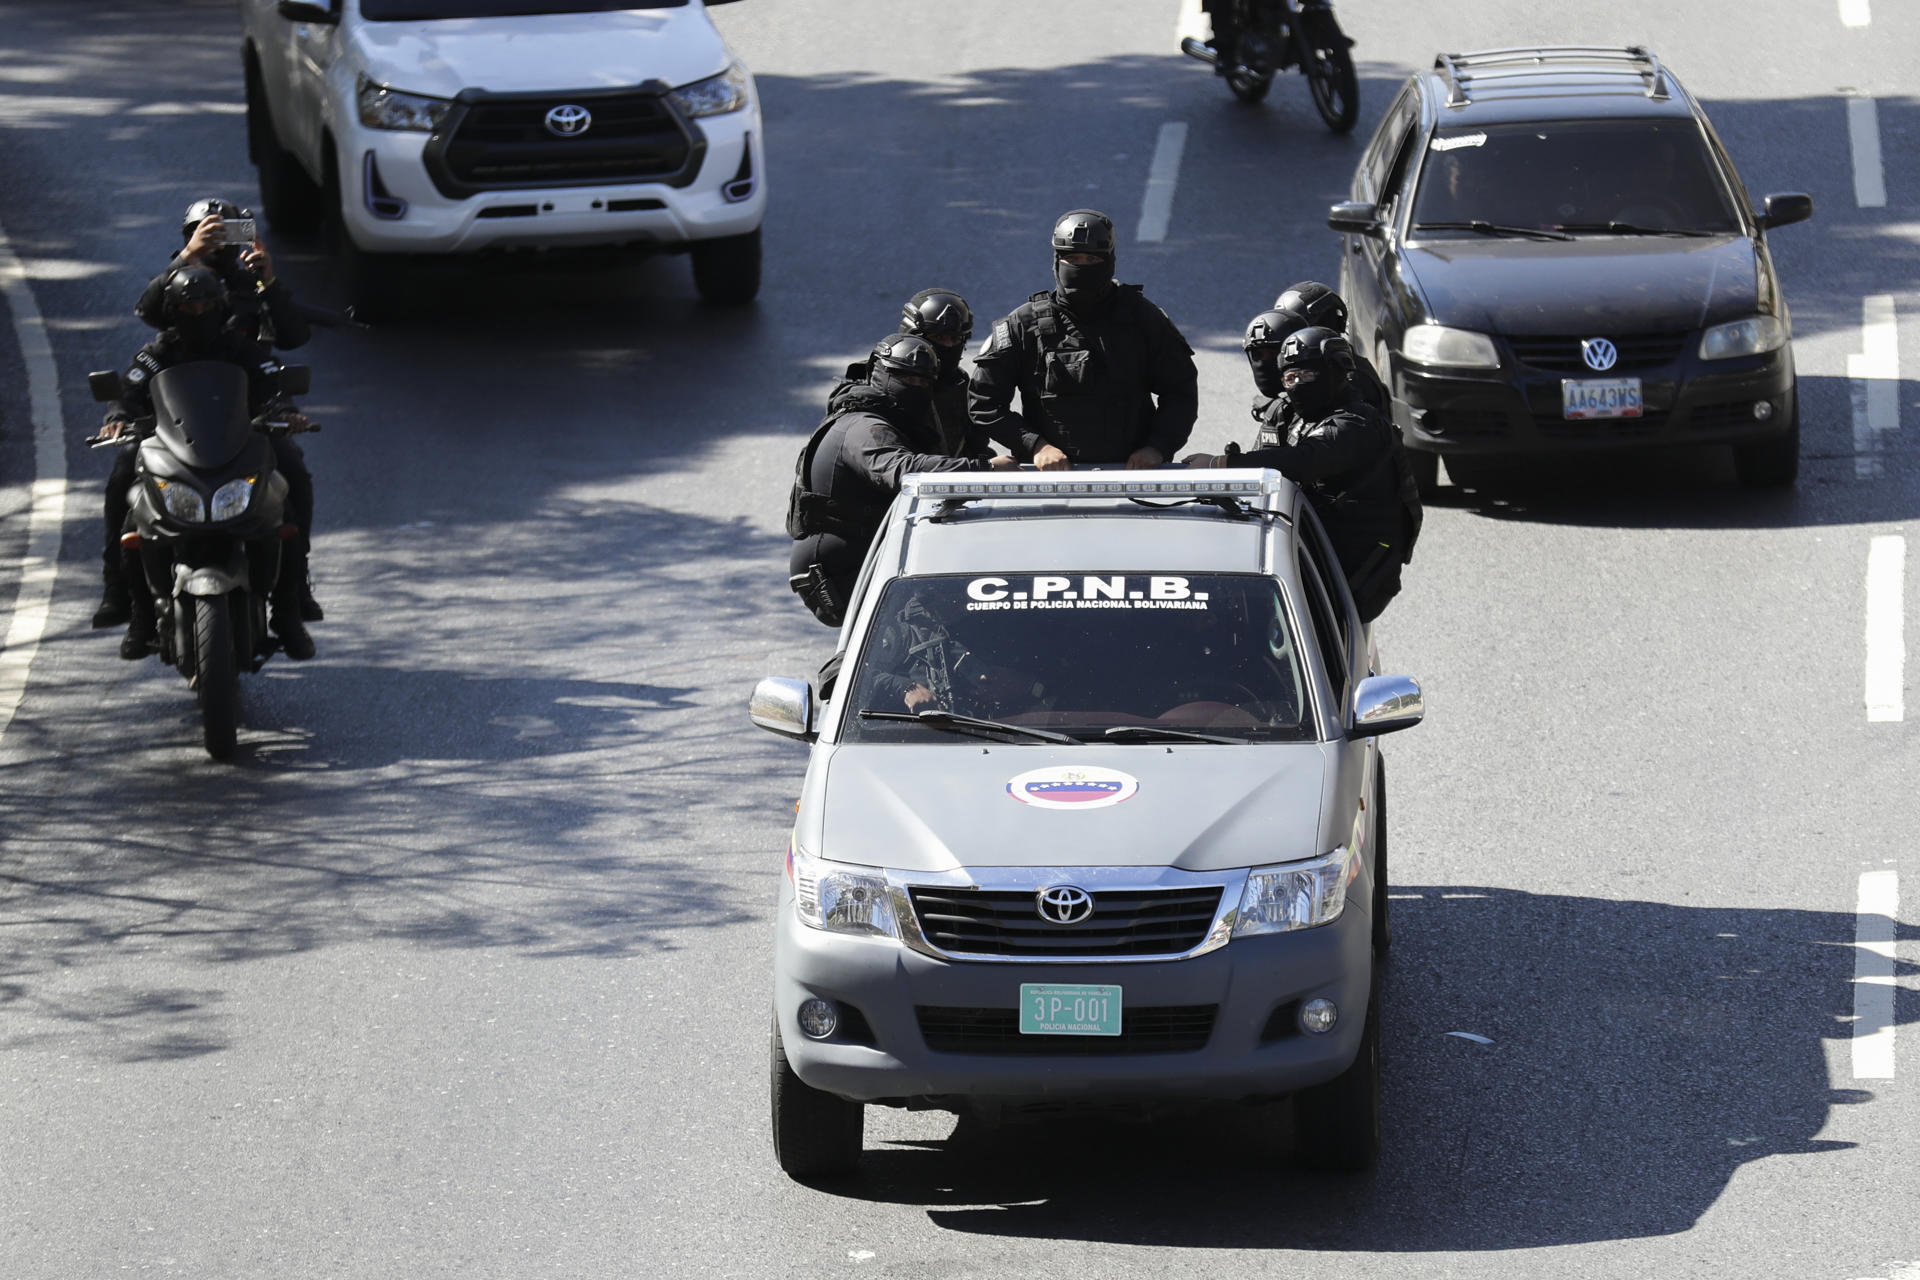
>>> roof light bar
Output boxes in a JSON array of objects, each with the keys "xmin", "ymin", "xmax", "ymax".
[{"xmin": 907, "ymin": 472, "xmax": 1280, "ymax": 501}]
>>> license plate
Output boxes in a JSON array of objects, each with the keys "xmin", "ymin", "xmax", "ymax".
[
  {"xmin": 1562, "ymin": 377, "xmax": 1643, "ymax": 419},
  {"xmin": 1019, "ymin": 984, "xmax": 1122, "ymax": 1036}
]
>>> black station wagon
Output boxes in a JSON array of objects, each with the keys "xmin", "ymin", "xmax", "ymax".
[{"xmin": 1326, "ymin": 46, "xmax": 1813, "ymax": 491}]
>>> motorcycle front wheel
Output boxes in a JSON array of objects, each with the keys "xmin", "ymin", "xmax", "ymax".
[
  {"xmin": 192, "ymin": 595, "xmax": 239, "ymax": 760},
  {"xmin": 1303, "ymin": 39, "xmax": 1359, "ymax": 132}
]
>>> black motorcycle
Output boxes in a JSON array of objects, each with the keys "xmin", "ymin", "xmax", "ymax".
[
  {"xmin": 1182, "ymin": 0, "xmax": 1359, "ymax": 131},
  {"xmin": 88, "ymin": 360, "xmax": 311, "ymax": 760}
]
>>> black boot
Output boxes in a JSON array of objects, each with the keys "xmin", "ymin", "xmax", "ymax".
[
  {"xmin": 120, "ymin": 592, "xmax": 155, "ymax": 660},
  {"xmin": 300, "ymin": 573, "xmax": 324, "ymax": 622},
  {"xmin": 271, "ymin": 598, "xmax": 315, "ymax": 661},
  {"xmin": 93, "ymin": 558, "xmax": 131, "ymax": 629}
]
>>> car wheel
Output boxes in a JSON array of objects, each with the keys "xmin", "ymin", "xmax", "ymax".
[
  {"xmin": 1733, "ymin": 397, "xmax": 1799, "ymax": 489},
  {"xmin": 246, "ymin": 56, "xmax": 322, "ymax": 234},
  {"xmin": 324, "ymin": 154, "xmax": 404, "ymax": 321},
  {"xmin": 1372, "ymin": 755, "xmax": 1390, "ymax": 957},
  {"xmin": 1406, "ymin": 448, "xmax": 1440, "ymax": 499},
  {"xmin": 770, "ymin": 1018, "xmax": 863, "ymax": 1179},
  {"xmin": 1292, "ymin": 991, "xmax": 1381, "ymax": 1173},
  {"xmin": 691, "ymin": 227, "xmax": 763, "ymax": 305}
]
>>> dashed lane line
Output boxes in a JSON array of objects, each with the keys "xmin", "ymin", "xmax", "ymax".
[
  {"xmin": 0, "ymin": 216, "xmax": 70, "ymax": 747},
  {"xmin": 1850, "ymin": 295, "xmax": 1899, "ymax": 479},
  {"xmin": 1848, "ymin": 96, "xmax": 1887, "ymax": 209},
  {"xmin": 1865, "ymin": 535, "xmax": 1903, "ymax": 722},
  {"xmin": 1136, "ymin": 122, "xmax": 1188, "ymax": 245},
  {"xmin": 1852, "ymin": 870, "xmax": 1898, "ymax": 1080}
]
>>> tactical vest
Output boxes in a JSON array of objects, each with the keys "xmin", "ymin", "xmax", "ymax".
[{"xmin": 1016, "ymin": 286, "xmax": 1154, "ymax": 463}]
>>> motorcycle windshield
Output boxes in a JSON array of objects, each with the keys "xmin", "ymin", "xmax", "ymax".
[{"xmin": 151, "ymin": 361, "xmax": 254, "ymax": 470}]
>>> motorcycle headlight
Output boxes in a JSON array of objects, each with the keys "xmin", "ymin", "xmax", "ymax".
[
  {"xmin": 154, "ymin": 478, "xmax": 206, "ymax": 524},
  {"xmin": 1699, "ymin": 315, "xmax": 1787, "ymax": 360},
  {"xmin": 669, "ymin": 63, "xmax": 750, "ymax": 119},
  {"xmin": 1401, "ymin": 324, "xmax": 1501, "ymax": 370},
  {"xmin": 1232, "ymin": 846, "xmax": 1356, "ymax": 937},
  {"xmin": 210, "ymin": 476, "xmax": 255, "ymax": 522},
  {"xmin": 789, "ymin": 846, "xmax": 900, "ymax": 939},
  {"xmin": 357, "ymin": 75, "xmax": 454, "ymax": 132}
]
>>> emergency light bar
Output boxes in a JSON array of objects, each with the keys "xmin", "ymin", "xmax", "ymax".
[{"xmin": 906, "ymin": 470, "xmax": 1284, "ymax": 501}]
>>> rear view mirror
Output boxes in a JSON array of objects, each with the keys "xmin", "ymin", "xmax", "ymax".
[
  {"xmin": 87, "ymin": 370, "xmax": 125, "ymax": 403},
  {"xmin": 1349, "ymin": 674, "xmax": 1423, "ymax": 738},
  {"xmin": 750, "ymin": 677, "xmax": 815, "ymax": 740},
  {"xmin": 1328, "ymin": 201, "xmax": 1384, "ymax": 236},
  {"xmin": 277, "ymin": 364, "xmax": 312, "ymax": 396},
  {"xmin": 1757, "ymin": 192, "xmax": 1813, "ymax": 230}
]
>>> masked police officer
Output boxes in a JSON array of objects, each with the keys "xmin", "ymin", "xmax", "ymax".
[
  {"xmin": 1267, "ymin": 281, "xmax": 1388, "ymax": 423},
  {"xmin": 788, "ymin": 334, "xmax": 1016, "ymax": 626},
  {"xmin": 970, "ymin": 210, "xmax": 1198, "ymax": 471},
  {"xmin": 900, "ymin": 288, "xmax": 983, "ymax": 458}
]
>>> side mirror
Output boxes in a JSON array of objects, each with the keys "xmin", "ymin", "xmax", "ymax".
[
  {"xmin": 277, "ymin": 364, "xmax": 312, "ymax": 396},
  {"xmin": 750, "ymin": 677, "xmax": 815, "ymax": 740},
  {"xmin": 1348, "ymin": 674, "xmax": 1423, "ymax": 738},
  {"xmin": 87, "ymin": 370, "xmax": 125, "ymax": 403},
  {"xmin": 1328, "ymin": 201, "xmax": 1384, "ymax": 237},
  {"xmin": 1756, "ymin": 192, "xmax": 1813, "ymax": 230},
  {"xmin": 276, "ymin": 0, "xmax": 339, "ymax": 23}
]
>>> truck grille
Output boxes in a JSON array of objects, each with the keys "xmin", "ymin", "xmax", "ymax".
[
  {"xmin": 432, "ymin": 92, "xmax": 696, "ymax": 193},
  {"xmin": 907, "ymin": 886, "xmax": 1222, "ymax": 958},
  {"xmin": 916, "ymin": 1005, "xmax": 1217, "ymax": 1054},
  {"xmin": 1508, "ymin": 331, "xmax": 1691, "ymax": 373}
]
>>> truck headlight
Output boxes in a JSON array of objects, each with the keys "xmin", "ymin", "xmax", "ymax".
[
  {"xmin": 1401, "ymin": 324, "xmax": 1501, "ymax": 370},
  {"xmin": 669, "ymin": 63, "xmax": 750, "ymax": 118},
  {"xmin": 154, "ymin": 478, "xmax": 206, "ymax": 524},
  {"xmin": 789, "ymin": 846, "xmax": 900, "ymax": 939},
  {"xmin": 1233, "ymin": 847, "xmax": 1355, "ymax": 937},
  {"xmin": 210, "ymin": 476, "xmax": 255, "ymax": 522},
  {"xmin": 1699, "ymin": 315, "xmax": 1787, "ymax": 360},
  {"xmin": 357, "ymin": 75, "xmax": 453, "ymax": 132}
]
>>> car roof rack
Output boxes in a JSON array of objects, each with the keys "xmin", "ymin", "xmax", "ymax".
[{"xmin": 1434, "ymin": 46, "xmax": 1670, "ymax": 109}]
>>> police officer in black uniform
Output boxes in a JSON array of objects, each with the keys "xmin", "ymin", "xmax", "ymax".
[
  {"xmin": 788, "ymin": 334, "xmax": 1016, "ymax": 626},
  {"xmin": 899, "ymin": 288, "xmax": 983, "ymax": 458},
  {"xmin": 98, "ymin": 267, "xmax": 319, "ymax": 660},
  {"xmin": 970, "ymin": 210, "xmax": 1199, "ymax": 471},
  {"xmin": 1269, "ymin": 280, "xmax": 1388, "ymax": 420},
  {"xmin": 1186, "ymin": 327, "xmax": 1419, "ymax": 622}
]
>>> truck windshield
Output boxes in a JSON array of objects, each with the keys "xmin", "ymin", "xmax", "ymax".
[
  {"xmin": 1410, "ymin": 119, "xmax": 1740, "ymax": 235},
  {"xmin": 841, "ymin": 573, "xmax": 1314, "ymax": 744},
  {"xmin": 361, "ymin": 1, "xmax": 688, "ymax": 18}
]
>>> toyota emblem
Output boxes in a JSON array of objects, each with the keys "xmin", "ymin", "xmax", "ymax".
[
  {"xmin": 1581, "ymin": 337, "xmax": 1619, "ymax": 372},
  {"xmin": 545, "ymin": 104, "xmax": 592, "ymax": 137},
  {"xmin": 1036, "ymin": 885, "xmax": 1094, "ymax": 925}
]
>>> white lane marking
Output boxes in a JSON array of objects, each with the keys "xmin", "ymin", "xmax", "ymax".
[
  {"xmin": 0, "ymin": 218, "xmax": 71, "ymax": 748},
  {"xmin": 1849, "ymin": 295, "xmax": 1899, "ymax": 478},
  {"xmin": 1839, "ymin": 0, "xmax": 1871, "ymax": 26},
  {"xmin": 1852, "ymin": 870, "xmax": 1898, "ymax": 1080},
  {"xmin": 1865, "ymin": 535, "xmax": 1904, "ymax": 722},
  {"xmin": 1848, "ymin": 96, "xmax": 1888, "ymax": 208},
  {"xmin": 1136, "ymin": 122, "xmax": 1188, "ymax": 244},
  {"xmin": 1176, "ymin": 0, "xmax": 1209, "ymax": 44}
]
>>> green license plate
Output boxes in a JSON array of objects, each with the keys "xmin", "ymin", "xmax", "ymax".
[{"xmin": 1019, "ymin": 984, "xmax": 1122, "ymax": 1036}]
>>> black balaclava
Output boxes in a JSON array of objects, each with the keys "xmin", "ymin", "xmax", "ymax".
[
  {"xmin": 1054, "ymin": 254, "xmax": 1116, "ymax": 310},
  {"xmin": 872, "ymin": 365, "xmax": 933, "ymax": 419},
  {"xmin": 174, "ymin": 307, "xmax": 228, "ymax": 353},
  {"xmin": 1284, "ymin": 363, "xmax": 1343, "ymax": 418},
  {"xmin": 931, "ymin": 342, "xmax": 964, "ymax": 378},
  {"xmin": 1248, "ymin": 348, "xmax": 1285, "ymax": 398}
]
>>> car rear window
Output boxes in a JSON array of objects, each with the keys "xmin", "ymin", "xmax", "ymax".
[
  {"xmin": 361, "ymin": 0, "xmax": 688, "ymax": 18},
  {"xmin": 841, "ymin": 573, "xmax": 1314, "ymax": 743},
  {"xmin": 1410, "ymin": 119, "xmax": 1740, "ymax": 234}
]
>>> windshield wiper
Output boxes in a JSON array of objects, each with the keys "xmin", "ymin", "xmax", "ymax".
[
  {"xmin": 1100, "ymin": 725, "xmax": 1249, "ymax": 746},
  {"xmin": 1412, "ymin": 220, "xmax": 1573, "ymax": 242},
  {"xmin": 1552, "ymin": 221, "xmax": 1722, "ymax": 238},
  {"xmin": 859, "ymin": 709, "xmax": 1076, "ymax": 744}
]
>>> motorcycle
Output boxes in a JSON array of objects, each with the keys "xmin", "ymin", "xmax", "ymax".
[
  {"xmin": 1181, "ymin": 0, "xmax": 1359, "ymax": 132},
  {"xmin": 87, "ymin": 360, "xmax": 312, "ymax": 760}
]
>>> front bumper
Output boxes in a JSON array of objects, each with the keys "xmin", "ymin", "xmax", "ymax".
[
  {"xmin": 1393, "ymin": 342, "xmax": 1796, "ymax": 456},
  {"xmin": 773, "ymin": 878, "xmax": 1375, "ymax": 1108}
]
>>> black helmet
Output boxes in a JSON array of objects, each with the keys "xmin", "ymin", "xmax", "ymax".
[
  {"xmin": 162, "ymin": 265, "xmax": 229, "ymax": 321},
  {"xmin": 871, "ymin": 332, "xmax": 942, "ymax": 381},
  {"xmin": 1051, "ymin": 209, "xmax": 1116, "ymax": 258},
  {"xmin": 1279, "ymin": 325, "xmax": 1357, "ymax": 373},
  {"xmin": 1243, "ymin": 308, "xmax": 1306, "ymax": 352},
  {"xmin": 181, "ymin": 197, "xmax": 244, "ymax": 240},
  {"xmin": 901, "ymin": 289, "xmax": 973, "ymax": 345},
  {"xmin": 1273, "ymin": 281, "xmax": 1349, "ymax": 334}
]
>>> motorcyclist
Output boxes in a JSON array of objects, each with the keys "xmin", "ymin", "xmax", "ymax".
[
  {"xmin": 98, "ymin": 266, "xmax": 318, "ymax": 660},
  {"xmin": 969, "ymin": 209, "xmax": 1198, "ymax": 471},
  {"xmin": 899, "ymin": 288, "xmax": 984, "ymax": 458},
  {"xmin": 1184, "ymin": 326, "xmax": 1419, "ymax": 622},
  {"xmin": 788, "ymin": 334, "xmax": 1017, "ymax": 627}
]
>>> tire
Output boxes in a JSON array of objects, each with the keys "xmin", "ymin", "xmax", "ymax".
[
  {"xmin": 193, "ymin": 595, "xmax": 239, "ymax": 761},
  {"xmin": 690, "ymin": 227, "xmax": 763, "ymax": 305},
  {"xmin": 1734, "ymin": 401, "xmax": 1799, "ymax": 489},
  {"xmin": 1303, "ymin": 37, "xmax": 1360, "ymax": 133},
  {"xmin": 1227, "ymin": 68, "xmax": 1275, "ymax": 103},
  {"xmin": 1293, "ymin": 993, "xmax": 1381, "ymax": 1172},
  {"xmin": 246, "ymin": 55, "xmax": 322, "ymax": 234},
  {"xmin": 1406, "ymin": 448, "xmax": 1440, "ymax": 499},
  {"xmin": 324, "ymin": 155, "xmax": 404, "ymax": 321},
  {"xmin": 770, "ymin": 1019, "xmax": 863, "ymax": 1179},
  {"xmin": 1372, "ymin": 755, "xmax": 1391, "ymax": 957}
]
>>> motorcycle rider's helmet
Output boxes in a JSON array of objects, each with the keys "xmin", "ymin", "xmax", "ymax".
[
  {"xmin": 1243, "ymin": 308, "xmax": 1306, "ymax": 397},
  {"xmin": 161, "ymin": 266, "xmax": 231, "ymax": 345},
  {"xmin": 1278, "ymin": 325, "xmax": 1356, "ymax": 415},
  {"xmin": 181, "ymin": 197, "xmax": 245, "ymax": 241},
  {"xmin": 1051, "ymin": 209, "xmax": 1117, "ymax": 259},
  {"xmin": 901, "ymin": 289, "xmax": 974, "ymax": 346},
  {"xmin": 1273, "ymin": 281, "xmax": 1349, "ymax": 334}
]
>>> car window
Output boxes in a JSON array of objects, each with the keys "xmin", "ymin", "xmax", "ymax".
[
  {"xmin": 1409, "ymin": 119, "xmax": 1740, "ymax": 233},
  {"xmin": 1294, "ymin": 552, "xmax": 1349, "ymax": 695},
  {"xmin": 840, "ymin": 573, "xmax": 1314, "ymax": 743},
  {"xmin": 1296, "ymin": 506, "xmax": 1354, "ymax": 657},
  {"xmin": 360, "ymin": 0, "xmax": 689, "ymax": 18},
  {"xmin": 1357, "ymin": 82, "xmax": 1416, "ymax": 201}
]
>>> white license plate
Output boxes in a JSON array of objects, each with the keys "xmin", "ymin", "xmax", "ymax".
[{"xmin": 1562, "ymin": 377, "xmax": 1643, "ymax": 419}]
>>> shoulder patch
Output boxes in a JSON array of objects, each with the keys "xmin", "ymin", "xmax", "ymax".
[
  {"xmin": 980, "ymin": 318, "xmax": 1012, "ymax": 357},
  {"xmin": 125, "ymin": 366, "xmax": 146, "ymax": 384}
]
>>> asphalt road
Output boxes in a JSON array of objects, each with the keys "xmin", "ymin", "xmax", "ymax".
[{"xmin": 1, "ymin": 1, "xmax": 1917, "ymax": 1276}]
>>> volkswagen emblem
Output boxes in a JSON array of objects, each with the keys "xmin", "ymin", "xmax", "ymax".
[
  {"xmin": 1580, "ymin": 337, "xmax": 1619, "ymax": 372},
  {"xmin": 1036, "ymin": 885, "xmax": 1094, "ymax": 926},
  {"xmin": 544, "ymin": 104, "xmax": 592, "ymax": 137}
]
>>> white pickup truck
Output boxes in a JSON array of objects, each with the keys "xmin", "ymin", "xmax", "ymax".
[{"xmin": 241, "ymin": 0, "xmax": 765, "ymax": 311}]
